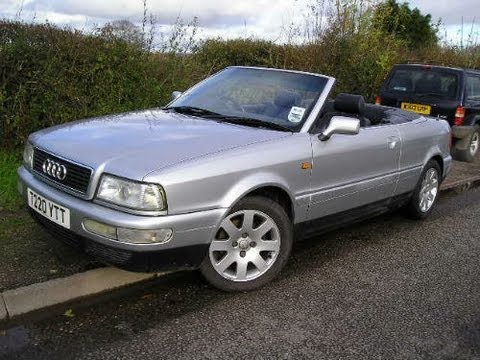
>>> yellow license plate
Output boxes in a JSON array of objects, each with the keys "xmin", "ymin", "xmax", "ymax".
[{"xmin": 401, "ymin": 102, "xmax": 431, "ymax": 115}]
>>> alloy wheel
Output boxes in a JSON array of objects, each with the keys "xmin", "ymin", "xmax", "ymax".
[
  {"xmin": 419, "ymin": 168, "xmax": 439, "ymax": 212},
  {"xmin": 209, "ymin": 210, "xmax": 281, "ymax": 282},
  {"xmin": 470, "ymin": 132, "xmax": 479, "ymax": 156}
]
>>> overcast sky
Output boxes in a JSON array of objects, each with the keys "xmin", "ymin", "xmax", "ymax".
[{"xmin": 1, "ymin": 0, "xmax": 479, "ymax": 44}]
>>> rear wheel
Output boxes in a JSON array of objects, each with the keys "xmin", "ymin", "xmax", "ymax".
[
  {"xmin": 455, "ymin": 125, "xmax": 480, "ymax": 163},
  {"xmin": 200, "ymin": 196, "xmax": 293, "ymax": 292},
  {"xmin": 405, "ymin": 160, "xmax": 441, "ymax": 220}
]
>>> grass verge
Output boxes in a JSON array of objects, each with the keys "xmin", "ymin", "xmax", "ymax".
[
  {"xmin": 0, "ymin": 151, "xmax": 102, "ymax": 290},
  {"xmin": 0, "ymin": 149, "xmax": 21, "ymax": 210}
]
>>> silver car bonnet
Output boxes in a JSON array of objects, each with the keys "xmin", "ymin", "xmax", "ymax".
[{"xmin": 30, "ymin": 109, "xmax": 291, "ymax": 180}]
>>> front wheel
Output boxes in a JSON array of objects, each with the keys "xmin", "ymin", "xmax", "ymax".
[
  {"xmin": 200, "ymin": 196, "xmax": 293, "ymax": 292},
  {"xmin": 405, "ymin": 160, "xmax": 441, "ymax": 220}
]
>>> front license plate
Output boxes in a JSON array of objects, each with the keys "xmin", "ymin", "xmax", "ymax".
[
  {"xmin": 27, "ymin": 188, "xmax": 71, "ymax": 229},
  {"xmin": 401, "ymin": 102, "xmax": 431, "ymax": 115}
]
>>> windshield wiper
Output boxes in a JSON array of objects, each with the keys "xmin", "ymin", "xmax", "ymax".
[
  {"xmin": 214, "ymin": 116, "xmax": 292, "ymax": 132},
  {"xmin": 163, "ymin": 106, "xmax": 224, "ymax": 117},
  {"xmin": 164, "ymin": 106, "xmax": 292, "ymax": 132}
]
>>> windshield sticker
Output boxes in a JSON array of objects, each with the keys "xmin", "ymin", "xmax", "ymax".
[{"xmin": 288, "ymin": 107, "xmax": 306, "ymax": 123}]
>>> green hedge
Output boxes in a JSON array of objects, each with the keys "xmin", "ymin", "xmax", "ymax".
[{"xmin": 0, "ymin": 21, "xmax": 187, "ymax": 148}]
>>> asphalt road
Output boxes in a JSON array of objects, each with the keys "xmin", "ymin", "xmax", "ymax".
[{"xmin": 1, "ymin": 188, "xmax": 480, "ymax": 360}]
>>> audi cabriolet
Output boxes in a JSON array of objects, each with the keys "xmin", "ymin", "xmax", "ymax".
[{"xmin": 19, "ymin": 67, "xmax": 452, "ymax": 291}]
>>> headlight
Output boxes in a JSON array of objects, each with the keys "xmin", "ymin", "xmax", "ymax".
[
  {"xmin": 96, "ymin": 174, "xmax": 167, "ymax": 212},
  {"xmin": 23, "ymin": 142, "xmax": 34, "ymax": 169}
]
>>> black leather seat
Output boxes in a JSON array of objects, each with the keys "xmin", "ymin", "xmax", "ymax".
[
  {"xmin": 263, "ymin": 90, "xmax": 301, "ymax": 120},
  {"xmin": 363, "ymin": 104, "xmax": 387, "ymax": 125},
  {"xmin": 320, "ymin": 93, "xmax": 370, "ymax": 128}
]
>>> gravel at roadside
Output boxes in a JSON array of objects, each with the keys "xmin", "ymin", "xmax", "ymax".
[
  {"xmin": 0, "ymin": 209, "xmax": 101, "ymax": 292},
  {"xmin": 443, "ymin": 158, "xmax": 480, "ymax": 187}
]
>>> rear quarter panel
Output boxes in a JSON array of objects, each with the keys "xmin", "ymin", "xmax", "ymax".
[{"xmin": 395, "ymin": 117, "xmax": 451, "ymax": 195}]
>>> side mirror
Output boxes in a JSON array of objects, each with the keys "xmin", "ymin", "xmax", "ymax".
[
  {"xmin": 171, "ymin": 91, "xmax": 183, "ymax": 101},
  {"xmin": 318, "ymin": 116, "xmax": 360, "ymax": 141}
]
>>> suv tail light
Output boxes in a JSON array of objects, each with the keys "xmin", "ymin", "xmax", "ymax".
[
  {"xmin": 454, "ymin": 106, "xmax": 465, "ymax": 126},
  {"xmin": 375, "ymin": 96, "xmax": 381, "ymax": 105}
]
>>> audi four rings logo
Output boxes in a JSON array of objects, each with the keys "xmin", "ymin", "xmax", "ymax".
[{"xmin": 42, "ymin": 159, "xmax": 67, "ymax": 180}]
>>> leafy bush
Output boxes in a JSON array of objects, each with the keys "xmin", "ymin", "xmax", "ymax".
[
  {"xmin": 374, "ymin": 0, "xmax": 439, "ymax": 49},
  {"xmin": 194, "ymin": 39, "xmax": 282, "ymax": 73},
  {"xmin": 0, "ymin": 21, "xmax": 192, "ymax": 148}
]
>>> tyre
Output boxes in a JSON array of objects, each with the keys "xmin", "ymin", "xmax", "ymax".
[
  {"xmin": 200, "ymin": 196, "xmax": 293, "ymax": 292},
  {"xmin": 454, "ymin": 125, "xmax": 480, "ymax": 163},
  {"xmin": 405, "ymin": 160, "xmax": 441, "ymax": 220}
]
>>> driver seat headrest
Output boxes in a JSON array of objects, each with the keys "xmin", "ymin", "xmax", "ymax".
[{"xmin": 334, "ymin": 93, "xmax": 366, "ymax": 115}]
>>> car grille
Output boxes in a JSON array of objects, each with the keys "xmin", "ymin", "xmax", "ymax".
[
  {"xmin": 33, "ymin": 148, "xmax": 92, "ymax": 194},
  {"xmin": 85, "ymin": 241, "xmax": 133, "ymax": 264},
  {"xmin": 30, "ymin": 210, "xmax": 83, "ymax": 249}
]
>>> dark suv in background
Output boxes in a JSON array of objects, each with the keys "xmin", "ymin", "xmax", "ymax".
[{"xmin": 377, "ymin": 64, "xmax": 480, "ymax": 162}]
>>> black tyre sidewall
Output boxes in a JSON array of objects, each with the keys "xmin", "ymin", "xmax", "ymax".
[
  {"xmin": 469, "ymin": 126, "xmax": 480, "ymax": 158},
  {"xmin": 200, "ymin": 196, "xmax": 293, "ymax": 292},
  {"xmin": 406, "ymin": 160, "xmax": 442, "ymax": 220},
  {"xmin": 454, "ymin": 125, "xmax": 480, "ymax": 163}
]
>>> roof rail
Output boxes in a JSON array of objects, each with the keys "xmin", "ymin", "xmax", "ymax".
[{"xmin": 405, "ymin": 59, "xmax": 446, "ymax": 66}]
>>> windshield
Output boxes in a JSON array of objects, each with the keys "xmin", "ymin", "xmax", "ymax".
[
  {"xmin": 167, "ymin": 67, "xmax": 329, "ymax": 131},
  {"xmin": 386, "ymin": 68, "xmax": 459, "ymax": 99}
]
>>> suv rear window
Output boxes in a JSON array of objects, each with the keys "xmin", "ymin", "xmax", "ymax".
[{"xmin": 386, "ymin": 68, "xmax": 459, "ymax": 100}]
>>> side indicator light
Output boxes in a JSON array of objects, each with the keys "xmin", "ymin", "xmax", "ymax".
[{"xmin": 301, "ymin": 162, "xmax": 312, "ymax": 170}]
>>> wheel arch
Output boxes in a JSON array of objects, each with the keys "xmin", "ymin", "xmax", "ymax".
[
  {"xmin": 241, "ymin": 186, "xmax": 294, "ymax": 221},
  {"xmin": 429, "ymin": 154, "xmax": 444, "ymax": 177},
  {"xmin": 465, "ymin": 114, "xmax": 480, "ymax": 126},
  {"xmin": 219, "ymin": 173, "xmax": 297, "ymax": 223}
]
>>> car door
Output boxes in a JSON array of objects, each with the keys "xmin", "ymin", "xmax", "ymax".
[{"xmin": 307, "ymin": 122, "xmax": 401, "ymax": 220}]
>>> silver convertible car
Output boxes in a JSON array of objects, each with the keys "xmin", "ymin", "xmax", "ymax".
[{"xmin": 18, "ymin": 67, "xmax": 452, "ymax": 291}]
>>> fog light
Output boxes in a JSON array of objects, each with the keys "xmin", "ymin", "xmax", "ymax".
[
  {"xmin": 83, "ymin": 219, "xmax": 117, "ymax": 239},
  {"xmin": 117, "ymin": 228, "xmax": 173, "ymax": 244},
  {"xmin": 82, "ymin": 219, "xmax": 173, "ymax": 245}
]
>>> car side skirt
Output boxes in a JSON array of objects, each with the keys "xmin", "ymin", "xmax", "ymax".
[{"xmin": 295, "ymin": 192, "xmax": 413, "ymax": 241}]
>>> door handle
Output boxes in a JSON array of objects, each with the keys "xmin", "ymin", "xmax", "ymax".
[{"xmin": 387, "ymin": 136, "xmax": 399, "ymax": 150}]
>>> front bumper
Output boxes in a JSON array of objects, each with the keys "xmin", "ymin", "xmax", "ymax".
[{"xmin": 18, "ymin": 166, "xmax": 226, "ymax": 271}]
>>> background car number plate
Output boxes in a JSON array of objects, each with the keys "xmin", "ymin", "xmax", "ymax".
[
  {"xmin": 401, "ymin": 102, "xmax": 431, "ymax": 115},
  {"xmin": 27, "ymin": 188, "xmax": 71, "ymax": 229}
]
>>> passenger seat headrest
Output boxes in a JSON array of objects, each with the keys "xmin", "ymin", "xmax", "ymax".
[{"xmin": 334, "ymin": 93, "xmax": 366, "ymax": 114}]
